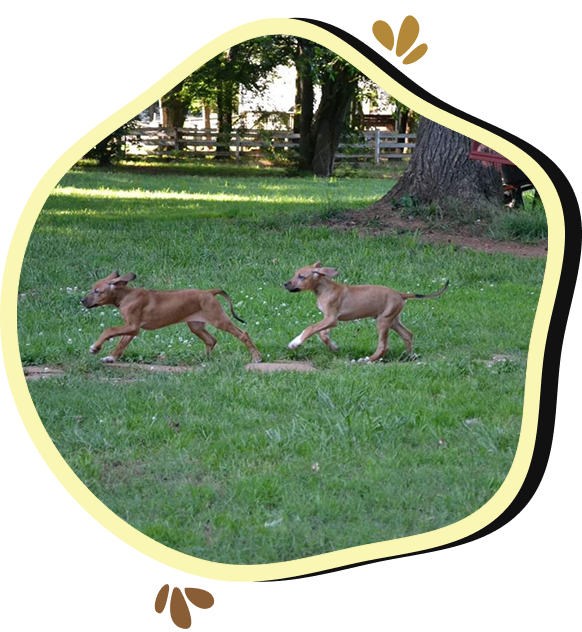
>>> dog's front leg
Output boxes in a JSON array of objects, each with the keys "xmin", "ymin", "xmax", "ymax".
[
  {"xmin": 101, "ymin": 335, "xmax": 135, "ymax": 363},
  {"xmin": 288, "ymin": 317, "xmax": 338, "ymax": 349},
  {"xmin": 90, "ymin": 324, "xmax": 140, "ymax": 355}
]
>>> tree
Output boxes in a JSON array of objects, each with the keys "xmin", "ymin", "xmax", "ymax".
[
  {"xmin": 386, "ymin": 96, "xmax": 419, "ymax": 154},
  {"xmin": 182, "ymin": 37, "xmax": 293, "ymax": 157},
  {"xmin": 372, "ymin": 116, "xmax": 504, "ymax": 212},
  {"xmin": 154, "ymin": 36, "xmax": 366, "ymax": 173},
  {"xmin": 159, "ymin": 81, "xmax": 188, "ymax": 152},
  {"xmin": 85, "ymin": 118, "xmax": 138, "ymax": 166},
  {"xmin": 160, "ymin": 81, "xmax": 187, "ymax": 128},
  {"xmin": 294, "ymin": 42, "xmax": 360, "ymax": 177}
]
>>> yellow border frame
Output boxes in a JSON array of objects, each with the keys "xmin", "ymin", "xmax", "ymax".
[{"xmin": 1, "ymin": 18, "xmax": 560, "ymax": 582}]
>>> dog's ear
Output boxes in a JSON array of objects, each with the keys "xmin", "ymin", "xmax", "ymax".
[
  {"xmin": 106, "ymin": 270, "xmax": 120, "ymax": 280},
  {"xmin": 313, "ymin": 261, "xmax": 321, "ymax": 268},
  {"xmin": 110, "ymin": 272, "xmax": 136, "ymax": 286},
  {"xmin": 314, "ymin": 267, "xmax": 338, "ymax": 278}
]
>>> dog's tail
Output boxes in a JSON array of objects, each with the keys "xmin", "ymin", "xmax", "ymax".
[
  {"xmin": 400, "ymin": 279, "xmax": 449, "ymax": 300},
  {"xmin": 210, "ymin": 289, "xmax": 246, "ymax": 324}
]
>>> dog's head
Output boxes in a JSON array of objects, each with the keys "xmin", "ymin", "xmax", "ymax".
[
  {"xmin": 81, "ymin": 271, "xmax": 136, "ymax": 308},
  {"xmin": 284, "ymin": 261, "xmax": 338, "ymax": 293}
]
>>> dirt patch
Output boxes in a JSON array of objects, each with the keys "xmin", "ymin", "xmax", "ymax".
[
  {"xmin": 325, "ymin": 208, "xmax": 547, "ymax": 258},
  {"xmin": 24, "ymin": 366, "xmax": 66, "ymax": 380},
  {"xmin": 245, "ymin": 360, "xmax": 317, "ymax": 373},
  {"xmin": 101, "ymin": 362, "xmax": 194, "ymax": 374}
]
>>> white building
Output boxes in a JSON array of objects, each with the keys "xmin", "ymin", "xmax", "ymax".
[{"xmin": 144, "ymin": 65, "xmax": 395, "ymax": 130}]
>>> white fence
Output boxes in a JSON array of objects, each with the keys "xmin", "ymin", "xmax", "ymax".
[{"xmin": 124, "ymin": 127, "xmax": 416, "ymax": 163}]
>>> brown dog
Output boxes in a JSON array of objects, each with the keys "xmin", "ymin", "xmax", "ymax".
[
  {"xmin": 81, "ymin": 271, "xmax": 262, "ymax": 363},
  {"xmin": 284, "ymin": 262, "xmax": 448, "ymax": 362}
]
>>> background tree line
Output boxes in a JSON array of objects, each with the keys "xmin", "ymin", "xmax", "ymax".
[{"xmin": 88, "ymin": 34, "xmax": 511, "ymax": 215}]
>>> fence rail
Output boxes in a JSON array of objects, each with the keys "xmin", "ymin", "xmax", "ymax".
[{"xmin": 124, "ymin": 127, "xmax": 416, "ymax": 163}]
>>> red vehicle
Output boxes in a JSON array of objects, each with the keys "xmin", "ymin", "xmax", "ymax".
[{"xmin": 468, "ymin": 140, "xmax": 536, "ymax": 206}]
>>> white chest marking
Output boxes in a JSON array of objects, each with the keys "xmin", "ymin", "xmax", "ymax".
[{"xmin": 317, "ymin": 301, "xmax": 324, "ymax": 312}]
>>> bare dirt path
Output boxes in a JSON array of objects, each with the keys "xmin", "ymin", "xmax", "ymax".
[{"xmin": 24, "ymin": 360, "xmax": 318, "ymax": 380}]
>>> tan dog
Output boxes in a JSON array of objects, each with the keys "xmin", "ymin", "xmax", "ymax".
[
  {"xmin": 81, "ymin": 271, "xmax": 262, "ymax": 363},
  {"xmin": 284, "ymin": 262, "xmax": 448, "ymax": 362}
]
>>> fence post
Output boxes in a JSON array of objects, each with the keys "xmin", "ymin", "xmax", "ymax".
[
  {"xmin": 235, "ymin": 130, "xmax": 241, "ymax": 162},
  {"xmin": 374, "ymin": 129, "xmax": 380, "ymax": 165},
  {"xmin": 174, "ymin": 127, "xmax": 180, "ymax": 152}
]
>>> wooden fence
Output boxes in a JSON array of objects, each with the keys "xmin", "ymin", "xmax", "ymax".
[{"xmin": 123, "ymin": 127, "xmax": 416, "ymax": 164}]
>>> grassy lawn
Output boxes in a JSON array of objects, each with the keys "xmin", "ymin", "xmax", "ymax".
[{"xmin": 18, "ymin": 166, "xmax": 545, "ymax": 564}]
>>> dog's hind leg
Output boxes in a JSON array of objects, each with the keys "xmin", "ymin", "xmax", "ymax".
[
  {"xmin": 368, "ymin": 316, "xmax": 393, "ymax": 363},
  {"xmin": 391, "ymin": 316, "xmax": 414, "ymax": 355},
  {"xmin": 319, "ymin": 328, "xmax": 339, "ymax": 351},
  {"xmin": 187, "ymin": 321, "xmax": 217, "ymax": 356},
  {"xmin": 210, "ymin": 315, "xmax": 262, "ymax": 363}
]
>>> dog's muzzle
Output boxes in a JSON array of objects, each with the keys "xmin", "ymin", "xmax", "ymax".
[{"xmin": 283, "ymin": 282, "xmax": 299, "ymax": 293}]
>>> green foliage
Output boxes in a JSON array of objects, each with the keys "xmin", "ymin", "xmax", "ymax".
[
  {"xmin": 490, "ymin": 194, "xmax": 548, "ymax": 242},
  {"xmin": 387, "ymin": 95, "xmax": 419, "ymax": 133},
  {"xmin": 84, "ymin": 117, "xmax": 139, "ymax": 166},
  {"xmin": 180, "ymin": 37, "xmax": 294, "ymax": 113}
]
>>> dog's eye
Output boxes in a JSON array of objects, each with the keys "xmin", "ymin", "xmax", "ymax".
[
  {"xmin": 298, "ymin": 275, "xmax": 305, "ymax": 280},
  {"xmin": 94, "ymin": 289, "xmax": 100, "ymax": 294}
]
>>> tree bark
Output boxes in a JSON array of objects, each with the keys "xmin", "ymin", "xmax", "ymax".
[
  {"xmin": 395, "ymin": 106, "xmax": 409, "ymax": 154},
  {"xmin": 160, "ymin": 81, "xmax": 186, "ymax": 153},
  {"xmin": 296, "ymin": 39, "xmax": 315, "ymax": 170},
  {"xmin": 377, "ymin": 116, "xmax": 503, "ymax": 208},
  {"xmin": 310, "ymin": 68, "xmax": 357, "ymax": 177},
  {"xmin": 216, "ymin": 80, "xmax": 235, "ymax": 158}
]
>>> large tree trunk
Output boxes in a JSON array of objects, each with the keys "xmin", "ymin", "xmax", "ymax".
[
  {"xmin": 161, "ymin": 81, "xmax": 186, "ymax": 152},
  {"xmin": 395, "ymin": 106, "xmax": 409, "ymax": 154},
  {"xmin": 296, "ymin": 39, "xmax": 315, "ymax": 170},
  {"xmin": 215, "ymin": 48, "xmax": 237, "ymax": 159},
  {"xmin": 216, "ymin": 80, "xmax": 235, "ymax": 158},
  {"xmin": 310, "ymin": 68, "xmax": 357, "ymax": 177},
  {"xmin": 379, "ymin": 117, "xmax": 503, "ymax": 208}
]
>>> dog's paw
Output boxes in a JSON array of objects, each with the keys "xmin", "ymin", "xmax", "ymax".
[
  {"xmin": 288, "ymin": 333, "xmax": 304, "ymax": 349},
  {"xmin": 329, "ymin": 342, "xmax": 340, "ymax": 352},
  {"xmin": 101, "ymin": 356, "xmax": 116, "ymax": 363},
  {"xmin": 89, "ymin": 345, "xmax": 100, "ymax": 354}
]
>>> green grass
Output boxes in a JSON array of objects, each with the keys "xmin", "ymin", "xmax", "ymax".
[
  {"xmin": 398, "ymin": 189, "xmax": 548, "ymax": 243},
  {"xmin": 489, "ymin": 194, "xmax": 548, "ymax": 242},
  {"xmin": 18, "ymin": 166, "xmax": 545, "ymax": 564}
]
